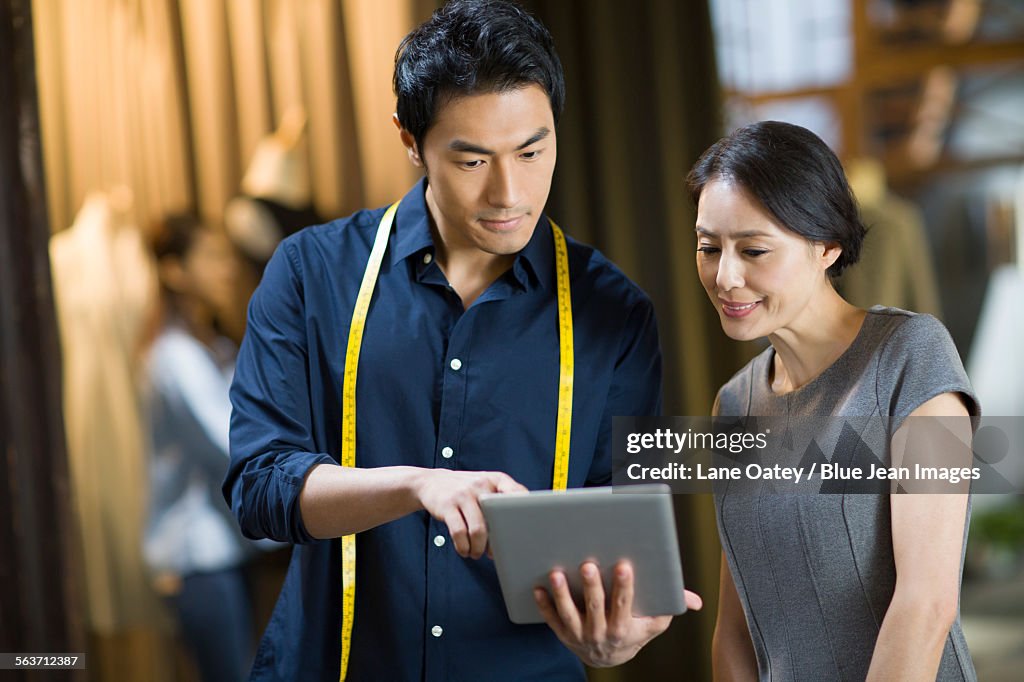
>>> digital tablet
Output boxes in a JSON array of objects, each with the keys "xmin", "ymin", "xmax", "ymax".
[{"xmin": 480, "ymin": 484, "xmax": 686, "ymax": 624}]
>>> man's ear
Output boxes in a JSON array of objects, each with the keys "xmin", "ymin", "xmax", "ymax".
[{"xmin": 393, "ymin": 113, "xmax": 423, "ymax": 167}]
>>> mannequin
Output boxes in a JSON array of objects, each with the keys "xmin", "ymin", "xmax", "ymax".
[
  {"xmin": 221, "ymin": 107, "xmax": 321, "ymax": 344},
  {"xmin": 49, "ymin": 187, "xmax": 162, "ymax": 633},
  {"xmin": 224, "ymin": 106, "xmax": 321, "ymax": 270},
  {"xmin": 840, "ymin": 157, "xmax": 943, "ymax": 317}
]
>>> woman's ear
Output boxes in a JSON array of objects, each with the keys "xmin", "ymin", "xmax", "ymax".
[
  {"xmin": 821, "ymin": 241, "xmax": 843, "ymax": 272},
  {"xmin": 393, "ymin": 113, "xmax": 423, "ymax": 167}
]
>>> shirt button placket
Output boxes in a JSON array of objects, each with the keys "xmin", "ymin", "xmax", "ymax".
[{"xmin": 427, "ymin": 318, "xmax": 471, "ymax": 679}]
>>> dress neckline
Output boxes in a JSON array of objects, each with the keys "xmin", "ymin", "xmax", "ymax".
[{"xmin": 759, "ymin": 309, "xmax": 876, "ymax": 402}]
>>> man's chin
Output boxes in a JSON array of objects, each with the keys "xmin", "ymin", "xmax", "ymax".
[
  {"xmin": 479, "ymin": 236, "xmax": 528, "ymax": 253},
  {"xmin": 475, "ymin": 221, "xmax": 536, "ymax": 253}
]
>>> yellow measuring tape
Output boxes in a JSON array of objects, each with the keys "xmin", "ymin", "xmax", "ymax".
[{"xmin": 339, "ymin": 203, "xmax": 573, "ymax": 680}]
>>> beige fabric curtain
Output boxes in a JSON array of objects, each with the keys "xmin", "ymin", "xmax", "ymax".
[
  {"xmin": 34, "ymin": 0, "xmax": 433, "ymax": 239},
  {"xmin": 32, "ymin": 2, "xmax": 437, "ymax": 680}
]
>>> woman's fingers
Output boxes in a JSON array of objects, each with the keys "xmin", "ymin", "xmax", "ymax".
[{"xmin": 684, "ymin": 589, "xmax": 703, "ymax": 611}]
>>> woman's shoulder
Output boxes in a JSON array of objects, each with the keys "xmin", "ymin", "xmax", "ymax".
[
  {"xmin": 862, "ymin": 305, "xmax": 956, "ymax": 362},
  {"xmin": 863, "ymin": 306, "xmax": 979, "ymax": 421},
  {"xmin": 147, "ymin": 326, "xmax": 231, "ymax": 389}
]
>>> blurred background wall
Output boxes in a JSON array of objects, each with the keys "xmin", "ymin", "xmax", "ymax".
[{"xmin": 2, "ymin": 0, "xmax": 1022, "ymax": 680}]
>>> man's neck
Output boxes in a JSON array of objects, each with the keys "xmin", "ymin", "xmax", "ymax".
[{"xmin": 425, "ymin": 187, "xmax": 515, "ymax": 309}]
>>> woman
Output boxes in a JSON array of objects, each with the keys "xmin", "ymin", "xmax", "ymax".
[
  {"xmin": 688, "ymin": 121, "xmax": 978, "ymax": 681},
  {"xmin": 142, "ymin": 214, "xmax": 254, "ymax": 682}
]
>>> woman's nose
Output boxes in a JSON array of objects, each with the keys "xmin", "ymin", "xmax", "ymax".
[{"xmin": 715, "ymin": 252, "xmax": 744, "ymax": 291}]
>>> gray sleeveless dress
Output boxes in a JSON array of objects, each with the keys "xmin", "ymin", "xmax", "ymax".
[{"xmin": 714, "ymin": 306, "xmax": 979, "ymax": 681}]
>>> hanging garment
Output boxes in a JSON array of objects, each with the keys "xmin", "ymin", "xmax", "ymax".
[
  {"xmin": 967, "ymin": 264, "xmax": 1024, "ymax": 417},
  {"xmin": 840, "ymin": 195, "xmax": 943, "ymax": 318},
  {"xmin": 49, "ymin": 192, "xmax": 162, "ymax": 632}
]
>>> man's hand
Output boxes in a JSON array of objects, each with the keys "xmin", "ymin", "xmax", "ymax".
[
  {"xmin": 534, "ymin": 560, "xmax": 703, "ymax": 668},
  {"xmin": 413, "ymin": 469, "xmax": 527, "ymax": 559}
]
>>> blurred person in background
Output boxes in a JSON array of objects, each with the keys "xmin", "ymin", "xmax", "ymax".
[{"xmin": 142, "ymin": 213, "xmax": 255, "ymax": 682}]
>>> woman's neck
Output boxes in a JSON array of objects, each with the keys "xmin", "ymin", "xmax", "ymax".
[{"xmin": 767, "ymin": 287, "xmax": 866, "ymax": 394}]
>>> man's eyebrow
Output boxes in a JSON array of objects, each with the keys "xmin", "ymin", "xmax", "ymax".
[
  {"xmin": 447, "ymin": 127, "xmax": 551, "ymax": 155},
  {"xmin": 449, "ymin": 140, "xmax": 494, "ymax": 155},
  {"xmin": 515, "ymin": 127, "xmax": 550, "ymax": 150}
]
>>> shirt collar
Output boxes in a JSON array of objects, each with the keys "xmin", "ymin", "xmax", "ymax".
[
  {"xmin": 515, "ymin": 212, "xmax": 554, "ymax": 291},
  {"xmin": 391, "ymin": 177, "xmax": 434, "ymax": 265},
  {"xmin": 389, "ymin": 176, "xmax": 555, "ymax": 292}
]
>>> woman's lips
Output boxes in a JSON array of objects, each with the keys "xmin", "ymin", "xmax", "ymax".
[{"xmin": 720, "ymin": 299, "xmax": 760, "ymax": 318}]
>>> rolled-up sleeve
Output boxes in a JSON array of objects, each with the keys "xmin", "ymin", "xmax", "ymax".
[{"xmin": 224, "ymin": 242, "xmax": 336, "ymax": 544}]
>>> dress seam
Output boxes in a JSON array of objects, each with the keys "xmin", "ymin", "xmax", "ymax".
[
  {"xmin": 719, "ymin": 496, "xmax": 772, "ymax": 682},
  {"xmin": 795, "ymin": 501, "xmax": 844, "ymax": 678}
]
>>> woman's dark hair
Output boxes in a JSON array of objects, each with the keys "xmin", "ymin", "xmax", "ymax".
[
  {"xmin": 393, "ymin": 0, "xmax": 565, "ymax": 153},
  {"xmin": 686, "ymin": 121, "xmax": 866, "ymax": 278},
  {"xmin": 152, "ymin": 213, "xmax": 205, "ymax": 263}
]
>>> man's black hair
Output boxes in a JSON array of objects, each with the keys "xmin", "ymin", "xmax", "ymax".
[
  {"xmin": 687, "ymin": 121, "xmax": 867, "ymax": 278},
  {"xmin": 393, "ymin": 0, "xmax": 565, "ymax": 153}
]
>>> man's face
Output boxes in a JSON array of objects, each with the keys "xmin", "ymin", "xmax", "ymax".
[{"xmin": 407, "ymin": 84, "xmax": 557, "ymax": 257}]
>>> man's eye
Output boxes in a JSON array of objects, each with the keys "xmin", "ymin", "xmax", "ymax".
[
  {"xmin": 462, "ymin": 160, "xmax": 484, "ymax": 169},
  {"xmin": 521, "ymin": 150, "xmax": 540, "ymax": 160}
]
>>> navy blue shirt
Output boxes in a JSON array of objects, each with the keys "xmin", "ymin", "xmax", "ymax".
[{"xmin": 226, "ymin": 179, "xmax": 662, "ymax": 681}]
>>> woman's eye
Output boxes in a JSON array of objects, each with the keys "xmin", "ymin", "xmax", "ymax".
[
  {"xmin": 697, "ymin": 246, "xmax": 721, "ymax": 255},
  {"xmin": 744, "ymin": 249, "xmax": 768, "ymax": 257}
]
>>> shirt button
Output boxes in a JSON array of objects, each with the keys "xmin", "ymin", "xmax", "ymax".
[
  {"xmin": 431, "ymin": 625, "xmax": 443, "ymax": 638},
  {"xmin": 423, "ymin": 252, "xmax": 432, "ymax": 264},
  {"xmin": 441, "ymin": 446, "xmax": 454, "ymax": 459},
  {"xmin": 433, "ymin": 535, "xmax": 446, "ymax": 547},
  {"xmin": 450, "ymin": 358, "xmax": 462, "ymax": 371}
]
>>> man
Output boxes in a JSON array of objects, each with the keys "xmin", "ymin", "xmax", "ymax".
[{"xmin": 225, "ymin": 1, "xmax": 699, "ymax": 679}]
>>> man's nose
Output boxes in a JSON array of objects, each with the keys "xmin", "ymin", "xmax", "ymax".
[{"xmin": 486, "ymin": 159, "xmax": 520, "ymax": 209}]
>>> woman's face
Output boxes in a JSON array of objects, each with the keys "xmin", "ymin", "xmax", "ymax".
[
  {"xmin": 176, "ymin": 230, "xmax": 239, "ymax": 317},
  {"xmin": 695, "ymin": 178, "xmax": 838, "ymax": 341}
]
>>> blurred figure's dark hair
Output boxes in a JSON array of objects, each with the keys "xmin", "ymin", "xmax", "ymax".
[
  {"xmin": 152, "ymin": 213, "xmax": 205, "ymax": 263},
  {"xmin": 393, "ymin": 0, "xmax": 565, "ymax": 152},
  {"xmin": 687, "ymin": 121, "xmax": 867, "ymax": 278}
]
